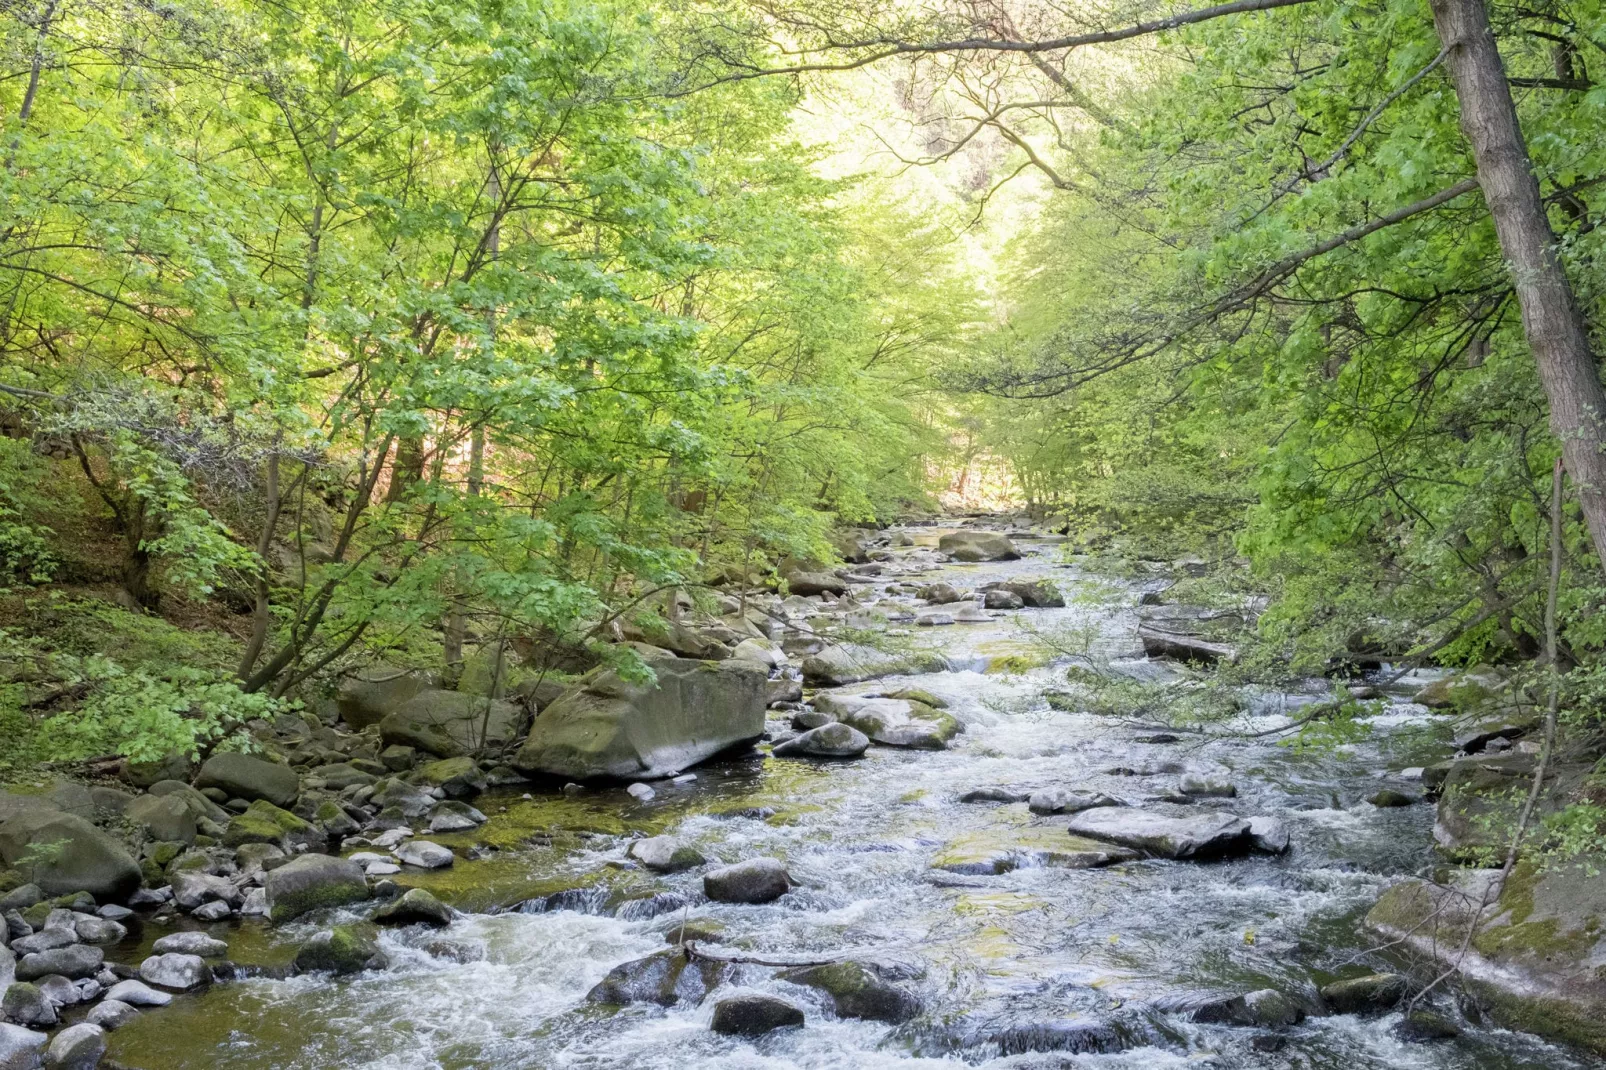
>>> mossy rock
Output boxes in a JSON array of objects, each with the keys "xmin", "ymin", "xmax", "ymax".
[
  {"xmin": 224, "ymin": 800, "xmax": 314, "ymax": 848},
  {"xmin": 776, "ymin": 960, "xmax": 921, "ymax": 1023},
  {"xmin": 294, "ymin": 923, "xmax": 387, "ymax": 975}
]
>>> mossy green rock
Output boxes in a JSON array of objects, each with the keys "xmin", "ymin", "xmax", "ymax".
[
  {"xmin": 513, "ymin": 657, "xmax": 768, "ymax": 780},
  {"xmin": 380, "ymin": 691, "xmax": 527, "ymax": 759},
  {"xmin": 776, "ymin": 960, "xmax": 921, "ymax": 1023},
  {"xmin": 415, "ymin": 757, "xmax": 486, "ymax": 798},
  {"xmin": 0, "ymin": 810, "xmax": 141, "ymax": 901},
  {"xmin": 263, "ymin": 853, "xmax": 368, "ymax": 923},
  {"xmin": 584, "ymin": 949, "xmax": 729, "ymax": 1007},
  {"xmin": 294, "ymin": 924, "xmax": 386, "ymax": 975},
  {"xmin": 223, "ymin": 800, "xmax": 314, "ymax": 848}
]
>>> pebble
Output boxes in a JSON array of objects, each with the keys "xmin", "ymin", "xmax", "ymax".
[{"xmin": 626, "ymin": 783, "xmax": 655, "ymax": 801}]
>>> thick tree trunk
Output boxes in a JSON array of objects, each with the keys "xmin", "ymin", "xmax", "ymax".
[{"xmin": 1430, "ymin": 0, "xmax": 1606, "ymax": 574}]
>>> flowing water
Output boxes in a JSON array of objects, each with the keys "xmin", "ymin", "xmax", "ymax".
[{"xmin": 106, "ymin": 529, "xmax": 1604, "ymax": 1069}]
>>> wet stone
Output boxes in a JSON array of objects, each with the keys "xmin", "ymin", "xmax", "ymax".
[
  {"xmin": 776, "ymin": 960, "xmax": 921, "ymax": 1024},
  {"xmin": 1319, "ymin": 973, "xmax": 1406, "ymax": 1014},
  {"xmin": 704, "ymin": 858, "xmax": 791, "ymax": 904},
  {"xmin": 151, "ymin": 932, "xmax": 228, "ymax": 958},
  {"xmin": 626, "ymin": 837, "xmax": 706, "ymax": 874},
  {"xmin": 139, "ymin": 953, "xmax": 210, "ymax": 991},
  {"xmin": 43, "ymin": 1022, "xmax": 104, "ymax": 1070},
  {"xmin": 1027, "ymin": 788, "xmax": 1123, "ymax": 815},
  {"xmin": 710, "ymin": 994, "xmax": 805, "ymax": 1036},
  {"xmin": 585, "ymin": 949, "xmax": 728, "ymax": 1007},
  {"xmin": 1393, "ymin": 1010, "xmax": 1461, "ymax": 1042}
]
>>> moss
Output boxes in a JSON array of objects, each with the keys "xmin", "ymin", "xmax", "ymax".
[{"xmin": 224, "ymin": 799, "xmax": 310, "ymax": 847}]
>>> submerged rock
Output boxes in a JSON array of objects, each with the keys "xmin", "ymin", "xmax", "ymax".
[
  {"xmin": 513, "ymin": 657, "xmax": 767, "ymax": 780},
  {"xmin": 374, "ymin": 888, "xmax": 453, "ymax": 927},
  {"xmin": 626, "ymin": 837, "xmax": 706, "ymax": 874},
  {"xmin": 932, "ymin": 829, "xmax": 1137, "ymax": 875},
  {"xmin": 771, "ymin": 723, "xmax": 870, "ymax": 759},
  {"xmin": 777, "ymin": 960, "xmax": 921, "ymax": 1023},
  {"xmin": 1194, "ymin": 988, "xmax": 1304, "ymax": 1028},
  {"xmin": 710, "ymin": 994, "xmax": 805, "ymax": 1036},
  {"xmin": 704, "ymin": 858, "xmax": 791, "ymax": 904},
  {"xmin": 1065, "ymin": 808, "xmax": 1253, "ymax": 861},
  {"xmin": 1319, "ymin": 973, "xmax": 1406, "ymax": 1014},
  {"xmin": 295, "ymin": 926, "xmax": 387, "ymax": 975},
  {"xmin": 1026, "ymin": 788, "xmax": 1123, "ymax": 816},
  {"xmin": 1394, "ymin": 1010, "xmax": 1461, "ymax": 1042},
  {"xmin": 585, "ymin": 949, "xmax": 728, "ymax": 1007}
]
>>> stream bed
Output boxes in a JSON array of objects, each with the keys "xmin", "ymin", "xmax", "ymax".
[{"xmin": 104, "ymin": 529, "xmax": 1605, "ymax": 1069}]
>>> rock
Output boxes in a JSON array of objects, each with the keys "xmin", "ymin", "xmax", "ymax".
[
  {"xmin": 1413, "ymin": 671, "xmax": 1498, "ymax": 710},
  {"xmin": 415, "ymin": 757, "xmax": 486, "ymax": 798},
  {"xmin": 427, "ymin": 800, "xmax": 486, "ymax": 833},
  {"xmin": 373, "ymin": 888, "xmax": 453, "ymax": 927},
  {"xmin": 771, "ymin": 723, "xmax": 870, "ymax": 759},
  {"xmin": 379, "ymin": 691, "xmax": 527, "ymax": 759},
  {"xmin": 196, "ymin": 752, "xmax": 299, "ymax": 808},
  {"xmin": 151, "ymin": 932, "xmax": 228, "ymax": 958},
  {"xmin": 626, "ymin": 837, "xmax": 706, "ymax": 874},
  {"xmin": 170, "ymin": 871, "xmax": 240, "ymax": 911},
  {"xmin": 800, "ymin": 644, "xmax": 945, "ymax": 688},
  {"xmin": 914, "ymin": 612, "xmax": 954, "ymax": 626},
  {"xmin": 710, "ymin": 994, "xmax": 805, "ymax": 1036},
  {"xmin": 938, "ymin": 531, "xmax": 1019, "ymax": 562},
  {"xmin": 585, "ymin": 949, "xmax": 728, "ymax": 1006},
  {"xmin": 0, "ymin": 812, "xmax": 141, "ymax": 902},
  {"xmin": 983, "ymin": 578, "xmax": 1065, "ymax": 608},
  {"xmin": 9, "ymin": 932, "xmax": 73, "ymax": 957},
  {"xmin": 933, "ymin": 827, "xmax": 1137, "ymax": 875},
  {"xmin": 703, "ymin": 858, "xmax": 791, "ymax": 904},
  {"xmin": 626, "ymin": 782, "xmax": 655, "ymax": 802},
  {"xmin": 103, "ymin": 980, "xmax": 170, "ymax": 1007},
  {"xmin": 513, "ymin": 657, "xmax": 768, "ymax": 781},
  {"xmin": 1, "ymin": 983, "xmax": 55, "ymax": 1027},
  {"xmin": 1394, "ymin": 1010, "xmax": 1461, "ymax": 1042},
  {"xmin": 781, "ymin": 568, "xmax": 847, "ymax": 597},
  {"xmin": 263, "ymin": 853, "xmax": 369, "ymax": 923},
  {"xmin": 1194, "ymin": 988, "xmax": 1304, "ymax": 1027},
  {"xmin": 1367, "ymin": 788, "xmax": 1418, "ymax": 807},
  {"xmin": 145, "ymin": 781, "xmax": 229, "ymax": 825},
  {"xmin": 0, "ymin": 1023, "xmax": 46, "ymax": 1070},
  {"xmin": 776, "ymin": 960, "xmax": 920, "ymax": 1023},
  {"xmin": 42, "ymin": 1023, "xmax": 103, "ymax": 1070},
  {"xmin": 790, "ymin": 709, "xmax": 836, "ymax": 731},
  {"xmin": 124, "ymin": 794, "xmax": 196, "ymax": 845},
  {"xmin": 379, "ymin": 745, "xmax": 418, "ymax": 772},
  {"xmin": 191, "ymin": 900, "xmax": 231, "ymax": 922},
  {"xmin": 1432, "ymin": 753, "xmax": 1575, "ymax": 859},
  {"xmin": 0, "ymin": 887, "xmax": 40, "ymax": 914},
  {"xmin": 70, "ymin": 915, "xmax": 123, "ymax": 946},
  {"xmin": 1177, "ymin": 774, "xmax": 1236, "ymax": 798},
  {"xmin": 731, "ymin": 638, "xmax": 787, "ymax": 670},
  {"xmin": 395, "ymin": 840, "xmax": 454, "ymax": 869},
  {"xmin": 982, "ymin": 589, "xmax": 1024, "ymax": 610},
  {"xmin": 1027, "ymin": 789, "xmax": 1123, "ymax": 815},
  {"xmin": 239, "ymin": 888, "xmax": 268, "ymax": 916},
  {"xmin": 1247, "ymin": 816, "xmax": 1290, "ymax": 855},
  {"xmin": 85, "ymin": 999, "xmax": 137, "ymax": 1030},
  {"xmin": 138, "ymin": 953, "xmax": 209, "ymax": 990},
  {"xmin": 1065, "ymin": 809, "xmax": 1253, "ymax": 861},
  {"xmin": 16, "ymin": 946, "xmax": 102, "ymax": 982},
  {"xmin": 294, "ymin": 926, "xmax": 386, "ymax": 975},
  {"xmin": 817, "ymin": 694, "xmax": 960, "ymax": 750},
  {"xmin": 307, "ymin": 764, "xmax": 376, "ymax": 791},
  {"xmin": 1319, "ymin": 973, "xmax": 1406, "ymax": 1014},
  {"xmin": 919, "ymin": 583, "xmax": 966, "ymax": 604},
  {"xmin": 336, "ymin": 664, "xmax": 435, "ymax": 729}
]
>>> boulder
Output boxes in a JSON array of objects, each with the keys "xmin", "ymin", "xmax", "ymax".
[
  {"xmin": 771, "ymin": 723, "xmax": 870, "ymax": 759},
  {"xmin": 585, "ymin": 949, "xmax": 728, "ymax": 1007},
  {"xmin": 512, "ymin": 657, "xmax": 768, "ymax": 781},
  {"xmin": 374, "ymin": 889, "xmax": 453, "ymax": 927},
  {"xmin": 16, "ymin": 946, "xmax": 102, "ymax": 981},
  {"xmin": 263, "ymin": 853, "xmax": 368, "ymax": 923},
  {"xmin": 982, "ymin": 578, "xmax": 1065, "ymax": 608},
  {"xmin": 703, "ymin": 858, "xmax": 791, "ymax": 904},
  {"xmin": 1247, "ymin": 816, "xmax": 1291, "ymax": 855},
  {"xmin": 223, "ymin": 799, "xmax": 315, "ymax": 849},
  {"xmin": 1433, "ymin": 753, "xmax": 1579, "ymax": 859},
  {"xmin": 938, "ymin": 531, "xmax": 1020, "ymax": 562},
  {"xmin": 0, "ymin": 1023, "xmax": 47, "ymax": 1070},
  {"xmin": 146, "ymin": 781, "xmax": 229, "ymax": 825},
  {"xmin": 1367, "ymin": 789, "xmax": 1418, "ymax": 807},
  {"xmin": 379, "ymin": 691, "xmax": 527, "ymax": 759},
  {"xmin": 731, "ymin": 638, "xmax": 787, "ymax": 670},
  {"xmin": 196, "ymin": 752, "xmax": 299, "ymax": 808},
  {"xmin": 0, "ymin": 812, "xmax": 140, "ymax": 902},
  {"xmin": 43, "ymin": 1023, "xmax": 103, "ymax": 1070},
  {"xmin": 776, "ymin": 960, "xmax": 920, "ymax": 1023},
  {"xmin": 816, "ymin": 694, "xmax": 960, "ymax": 750},
  {"xmin": 103, "ymin": 980, "xmax": 169, "ymax": 1007},
  {"xmin": 1064, "ymin": 809, "xmax": 1253, "ymax": 861},
  {"xmin": 307, "ymin": 764, "xmax": 376, "ymax": 791},
  {"xmin": 335, "ymin": 664, "xmax": 435, "ymax": 729},
  {"xmin": 152, "ymin": 932, "xmax": 228, "ymax": 958},
  {"xmin": 800, "ymin": 644, "xmax": 945, "ymax": 688},
  {"xmin": 1319, "ymin": 973, "xmax": 1406, "ymax": 1014},
  {"xmin": 415, "ymin": 757, "xmax": 486, "ymax": 798},
  {"xmin": 1177, "ymin": 774, "xmax": 1236, "ymax": 798},
  {"xmin": 781, "ymin": 568, "xmax": 847, "ymax": 597},
  {"xmin": 427, "ymin": 801, "xmax": 486, "ymax": 833},
  {"xmin": 139, "ymin": 953, "xmax": 209, "ymax": 990},
  {"xmin": 395, "ymin": 840, "xmax": 454, "ymax": 869},
  {"xmin": 711, "ymin": 994, "xmax": 805, "ymax": 1036},
  {"xmin": 294, "ymin": 926, "xmax": 386, "ymax": 975},
  {"xmin": 982, "ymin": 589, "xmax": 1024, "ymax": 610},
  {"xmin": 1027, "ymin": 789, "xmax": 1123, "ymax": 816},
  {"xmin": 1394, "ymin": 1010, "xmax": 1461, "ymax": 1042},
  {"xmin": 170, "ymin": 871, "xmax": 240, "ymax": 911},
  {"xmin": 1, "ymin": 983, "xmax": 55, "ymax": 1027},
  {"xmin": 1137, "ymin": 626, "xmax": 1237, "ymax": 665},
  {"xmin": 124, "ymin": 794, "xmax": 196, "ymax": 845},
  {"xmin": 918, "ymin": 583, "xmax": 966, "ymax": 604},
  {"xmin": 1194, "ymin": 988, "xmax": 1304, "ymax": 1027},
  {"xmin": 626, "ymin": 837, "xmax": 706, "ymax": 874},
  {"xmin": 85, "ymin": 999, "xmax": 138, "ymax": 1030}
]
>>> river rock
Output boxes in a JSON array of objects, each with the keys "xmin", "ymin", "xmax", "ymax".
[
  {"xmin": 263, "ymin": 853, "xmax": 369, "ymax": 922},
  {"xmin": 336, "ymin": 664, "xmax": 435, "ymax": 729},
  {"xmin": 1394, "ymin": 1010, "xmax": 1461, "ymax": 1042},
  {"xmin": 196, "ymin": 752, "xmax": 300, "ymax": 807},
  {"xmin": 146, "ymin": 780, "xmax": 230, "ymax": 825},
  {"xmin": 104, "ymin": 980, "xmax": 170, "ymax": 1007},
  {"xmin": 1367, "ymin": 788, "xmax": 1418, "ymax": 807},
  {"xmin": 513, "ymin": 657, "xmax": 768, "ymax": 781},
  {"xmin": 711, "ymin": 994, "xmax": 805, "ymax": 1036},
  {"xmin": 1177, "ymin": 774, "xmax": 1236, "ymax": 798},
  {"xmin": 1195, "ymin": 988, "xmax": 1304, "ymax": 1027},
  {"xmin": 800, "ymin": 644, "xmax": 946, "ymax": 687},
  {"xmin": 172, "ymin": 871, "xmax": 241, "ymax": 912},
  {"xmin": 777, "ymin": 960, "xmax": 921, "ymax": 1023},
  {"xmin": 43, "ymin": 1023, "xmax": 103, "ymax": 1070},
  {"xmin": 374, "ymin": 888, "xmax": 453, "ymax": 927},
  {"xmin": 10, "ymin": 931, "xmax": 73, "ymax": 957},
  {"xmin": 415, "ymin": 757, "xmax": 487, "ymax": 798},
  {"xmin": 427, "ymin": 800, "xmax": 486, "ymax": 833},
  {"xmin": 0, "ymin": 812, "xmax": 141, "ymax": 902},
  {"xmin": 938, "ymin": 531, "xmax": 1020, "ymax": 562},
  {"xmin": 585, "ymin": 949, "xmax": 729, "ymax": 1006},
  {"xmin": 16, "ymin": 946, "xmax": 102, "ymax": 981},
  {"xmin": 294, "ymin": 926, "xmax": 386, "ymax": 975},
  {"xmin": 124, "ymin": 794, "xmax": 196, "ymax": 845},
  {"xmin": 1319, "ymin": 972, "xmax": 1406, "ymax": 1014},
  {"xmin": 959, "ymin": 787, "xmax": 1032, "ymax": 804},
  {"xmin": 394, "ymin": 840, "xmax": 454, "ymax": 869},
  {"xmin": 0, "ymin": 1023, "xmax": 47, "ymax": 1069},
  {"xmin": 790, "ymin": 709, "xmax": 836, "ymax": 731},
  {"xmin": 933, "ymin": 828, "xmax": 1137, "ymax": 874},
  {"xmin": 1065, "ymin": 808, "xmax": 1253, "ymax": 860},
  {"xmin": 780, "ymin": 566, "xmax": 847, "ymax": 597},
  {"xmin": 704, "ymin": 858, "xmax": 791, "ymax": 903},
  {"xmin": 919, "ymin": 583, "xmax": 966, "ymax": 604},
  {"xmin": 772, "ymin": 722, "xmax": 870, "ymax": 759},
  {"xmin": 983, "ymin": 578, "xmax": 1065, "ymax": 608},
  {"xmin": 626, "ymin": 837, "xmax": 706, "ymax": 874},
  {"xmin": 380, "ymin": 691, "xmax": 527, "ymax": 759},
  {"xmin": 816, "ymin": 694, "xmax": 960, "ymax": 750},
  {"xmin": 139, "ymin": 952, "xmax": 209, "ymax": 990},
  {"xmin": 152, "ymin": 932, "xmax": 228, "ymax": 958},
  {"xmin": 982, "ymin": 589, "xmax": 1024, "ymax": 610},
  {"xmin": 85, "ymin": 998, "xmax": 138, "ymax": 1030},
  {"xmin": 1027, "ymin": 788, "xmax": 1123, "ymax": 815},
  {"xmin": 71, "ymin": 915, "xmax": 123, "ymax": 945},
  {"xmin": 1247, "ymin": 816, "xmax": 1290, "ymax": 855},
  {"xmin": 1, "ymin": 983, "xmax": 55, "ymax": 1027}
]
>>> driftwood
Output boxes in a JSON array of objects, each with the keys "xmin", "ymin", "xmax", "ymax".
[{"xmin": 1136, "ymin": 624, "xmax": 1238, "ymax": 665}]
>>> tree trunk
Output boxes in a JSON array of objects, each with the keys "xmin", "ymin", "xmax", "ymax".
[{"xmin": 1430, "ymin": 0, "xmax": 1606, "ymax": 575}]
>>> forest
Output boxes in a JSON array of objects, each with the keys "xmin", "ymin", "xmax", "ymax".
[{"xmin": 2, "ymin": 0, "xmax": 1606, "ymax": 1063}]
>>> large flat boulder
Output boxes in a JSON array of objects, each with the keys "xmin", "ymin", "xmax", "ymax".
[
  {"xmin": 813, "ymin": 693, "xmax": 960, "ymax": 750},
  {"xmin": 1065, "ymin": 808, "xmax": 1253, "ymax": 861},
  {"xmin": 196, "ymin": 752, "xmax": 299, "ymax": 807},
  {"xmin": 0, "ymin": 811, "xmax": 141, "ymax": 901},
  {"xmin": 335, "ymin": 664, "xmax": 435, "ymax": 729},
  {"xmin": 801, "ymin": 644, "xmax": 946, "ymax": 687},
  {"xmin": 938, "ymin": 531, "xmax": 1020, "ymax": 562},
  {"xmin": 512, "ymin": 657, "xmax": 767, "ymax": 781},
  {"xmin": 379, "ymin": 691, "xmax": 528, "ymax": 759},
  {"xmin": 981, "ymin": 578, "xmax": 1065, "ymax": 608}
]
